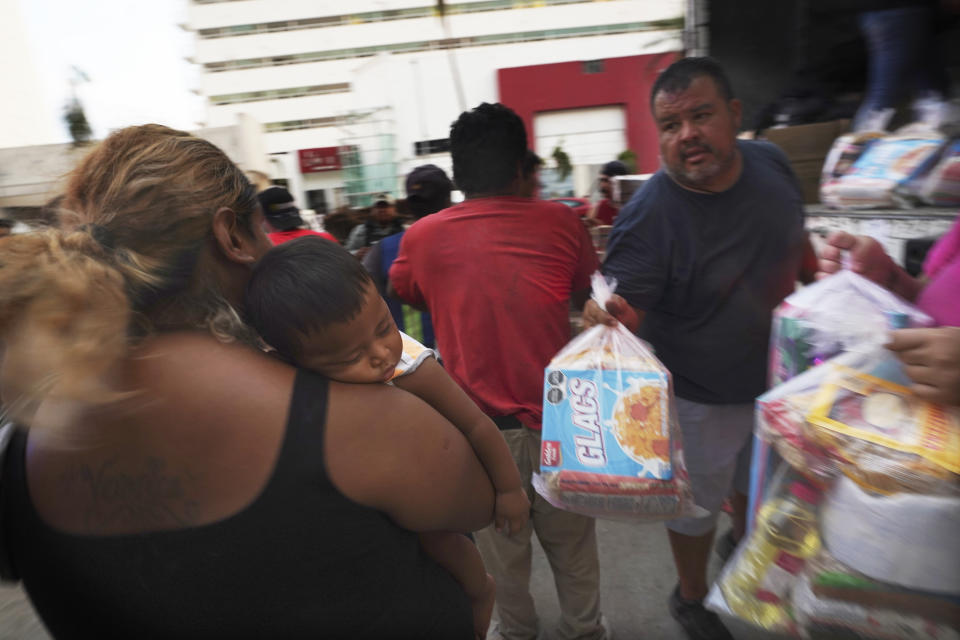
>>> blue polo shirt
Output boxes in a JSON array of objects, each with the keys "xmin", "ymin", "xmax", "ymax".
[{"xmin": 603, "ymin": 140, "xmax": 806, "ymax": 404}]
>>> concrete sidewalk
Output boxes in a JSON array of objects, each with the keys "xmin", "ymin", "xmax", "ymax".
[{"xmin": 518, "ymin": 515, "xmax": 778, "ymax": 640}]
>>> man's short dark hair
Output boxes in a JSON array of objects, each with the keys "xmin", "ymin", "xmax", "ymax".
[
  {"xmin": 245, "ymin": 236, "xmax": 372, "ymax": 358},
  {"xmin": 650, "ymin": 57, "xmax": 735, "ymax": 111},
  {"xmin": 450, "ymin": 102, "xmax": 527, "ymax": 195}
]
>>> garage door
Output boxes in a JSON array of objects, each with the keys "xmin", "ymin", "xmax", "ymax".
[{"xmin": 534, "ymin": 106, "xmax": 627, "ymax": 166}]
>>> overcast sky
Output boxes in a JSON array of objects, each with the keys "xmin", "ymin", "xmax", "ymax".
[{"xmin": 19, "ymin": 0, "xmax": 203, "ymax": 142}]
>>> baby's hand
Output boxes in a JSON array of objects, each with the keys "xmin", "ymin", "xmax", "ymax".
[{"xmin": 494, "ymin": 488, "xmax": 530, "ymax": 536}]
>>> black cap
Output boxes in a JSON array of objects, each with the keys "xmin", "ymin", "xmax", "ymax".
[
  {"xmin": 600, "ymin": 160, "xmax": 628, "ymax": 177},
  {"xmin": 405, "ymin": 164, "xmax": 453, "ymax": 205},
  {"xmin": 257, "ymin": 186, "xmax": 304, "ymax": 231}
]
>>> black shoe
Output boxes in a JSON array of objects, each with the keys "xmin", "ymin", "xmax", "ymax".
[
  {"xmin": 715, "ymin": 529, "xmax": 739, "ymax": 564},
  {"xmin": 668, "ymin": 585, "xmax": 734, "ymax": 640}
]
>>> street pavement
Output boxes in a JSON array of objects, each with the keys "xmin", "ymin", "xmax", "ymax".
[{"xmin": 0, "ymin": 514, "xmax": 780, "ymax": 639}]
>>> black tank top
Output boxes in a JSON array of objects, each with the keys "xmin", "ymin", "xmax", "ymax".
[{"xmin": 2, "ymin": 370, "xmax": 471, "ymax": 639}]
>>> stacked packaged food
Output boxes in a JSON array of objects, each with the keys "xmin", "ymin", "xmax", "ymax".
[{"xmin": 707, "ymin": 271, "xmax": 960, "ymax": 639}]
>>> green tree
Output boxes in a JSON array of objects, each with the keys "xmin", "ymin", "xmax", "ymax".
[
  {"xmin": 617, "ymin": 149, "xmax": 638, "ymax": 173},
  {"xmin": 64, "ymin": 100, "xmax": 92, "ymax": 146},
  {"xmin": 552, "ymin": 144, "xmax": 572, "ymax": 181}
]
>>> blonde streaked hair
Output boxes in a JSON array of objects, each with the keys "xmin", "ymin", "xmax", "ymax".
[{"xmin": 0, "ymin": 124, "xmax": 260, "ymax": 427}]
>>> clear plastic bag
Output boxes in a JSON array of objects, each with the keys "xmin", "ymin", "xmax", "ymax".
[
  {"xmin": 708, "ymin": 466, "xmax": 823, "ymax": 636},
  {"xmin": 769, "ymin": 270, "xmax": 934, "ymax": 387},
  {"xmin": 761, "ymin": 345, "xmax": 960, "ymax": 496},
  {"xmin": 792, "ymin": 572, "xmax": 960, "ymax": 640},
  {"xmin": 533, "ymin": 273, "xmax": 706, "ymax": 522},
  {"xmin": 819, "ymin": 126, "xmax": 945, "ymax": 210},
  {"xmin": 801, "ymin": 547, "xmax": 960, "ymax": 629}
]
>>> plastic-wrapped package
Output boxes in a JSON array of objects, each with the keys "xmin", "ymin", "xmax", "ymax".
[
  {"xmin": 805, "ymin": 351, "xmax": 960, "ymax": 496},
  {"xmin": 793, "ymin": 573, "xmax": 960, "ymax": 640},
  {"xmin": 821, "ymin": 476, "xmax": 960, "ymax": 595},
  {"xmin": 820, "ymin": 131, "xmax": 885, "ymax": 195},
  {"xmin": 769, "ymin": 270, "xmax": 934, "ymax": 387},
  {"xmin": 895, "ymin": 138, "xmax": 960, "ymax": 207},
  {"xmin": 709, "ymin": 466, "xmax": 824, "ymax": 635},
  {"xmin": 712, "ymin": 347, "xmax": 960, "ymax": 635},
  {"xmin": 533, "ymin": 273, "xmax": 705, "ymax": 522},
  {"xmin": 820, "ymin": 126, "xmax": 945, "ymax": 209},
  {"xmin": 761, "ymin": 345, "xmax": 959, "ymax": 496},
  {"xmin": 804, "ymin": 548, "xmax": 960, "ymax": 628}
]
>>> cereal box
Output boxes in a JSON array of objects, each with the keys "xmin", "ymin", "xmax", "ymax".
[{"xmin": 541, "ymin": 368, "xmax": 672, "ymax": 481}]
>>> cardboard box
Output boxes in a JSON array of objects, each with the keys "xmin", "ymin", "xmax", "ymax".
[{"xmin": 764, "ymin": 119, "xmax": 851, "ymax": 204}]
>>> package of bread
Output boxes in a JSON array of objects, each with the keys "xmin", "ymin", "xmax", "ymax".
[{"xmin": 533, "ymin": 273, "xmax": 706, "ymax": 522}]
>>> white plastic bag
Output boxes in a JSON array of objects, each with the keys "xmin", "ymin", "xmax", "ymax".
[
  {"xmin": 769, "ymin": 269, "xmax": 934, "ymax": 387},
  {"xmin": 533, "ymin": 273, "xmax": 706, "ymax": 522}
]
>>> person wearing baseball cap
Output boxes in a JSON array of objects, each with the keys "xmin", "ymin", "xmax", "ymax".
[
  {"xmin": 361, "ymin": 166, "xmax": 453, "ymax": 349},
  {"xmin": 405, "ymin": 164, "xmax": 454, "ymax": 217},
  {"xmin": 586, "ymin": 160, "xmax": 628, "ymax": 226},
  {"xmin": 345, "ymin": 192, "xmax": 404, "ymax": 258},
  {"xmin": 257, "ymin": 186, "xmax": 338, "ymax": 246}
]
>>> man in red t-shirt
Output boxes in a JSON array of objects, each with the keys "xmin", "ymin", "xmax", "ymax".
[
  {"xmin": 257, "ymin": 186, "xmax": 338, "ymax": 245},
  {"xmin": 390, "ymin": 103, "xmax": 607, "ymax": 640},
  {"xmin": 585, "ymin": 160, "xmax": 628, "ymax": 227}
]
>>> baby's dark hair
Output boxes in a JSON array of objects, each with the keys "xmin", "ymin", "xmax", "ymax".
[{"xmin": 245, "ymin": 236, "xmax": 372, "ymax": 358}]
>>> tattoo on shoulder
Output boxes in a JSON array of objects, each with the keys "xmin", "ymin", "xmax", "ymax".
[{"xmin": 59, "ymin": 457, "xmax": 201, "ymax": 532}]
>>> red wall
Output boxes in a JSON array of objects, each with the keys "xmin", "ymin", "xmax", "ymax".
[{"xmin": 497, "ymin": 52, "xmax": 679, "ymax": 173}]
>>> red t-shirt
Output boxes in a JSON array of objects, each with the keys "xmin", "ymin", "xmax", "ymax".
[
  {"xmin": 269, "ymin": 229, "xmax": 339, "ymax": 245},
  {"xmin": 594, "ymin": 199, "xmax": 619, "ymax": 226},
  {"xmin": 390, "ymin": 196, "xmax": 598, "ymax": 429}
]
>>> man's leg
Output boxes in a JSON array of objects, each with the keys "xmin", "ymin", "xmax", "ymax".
[
  {"xmin": 532, "ymin": 492, "xmax": 604, "ymax": 640},
  {"xmin": 475, "ymin": 428, "xmax": 539, "ymax": 640},
  {"xmin": 667, "ymin": 528, "xmax": 716, "ymax": 601},
  {"xmin": 665, "ymin": 399, "xmax": 754, "ymax": 640},
  {"xmin": 525, "ymin": 428, "xmax": 605, "ymax": 640}
]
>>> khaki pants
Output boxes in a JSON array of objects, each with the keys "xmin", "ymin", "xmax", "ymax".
[{"xmin": 475, "ymin": 427, "xmax": 605, "ymax": 640}]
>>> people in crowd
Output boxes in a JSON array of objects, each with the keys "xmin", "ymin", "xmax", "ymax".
[
  {"xmin": 245, "ymin": 235, "xmax": 533, "ymax": 638},
  {"xmin": 257, "ymin": 185, "xmax": 338, "ymax": 245},
  {"xmin": 391, "ymin": 102, "xmax": 608, "ymax": 640},
  {"xmin": 583, "ymin": 57, "xmax": 817, "ymax": 640},
  {"xmin": 818, "ymin": 221, "xmax": 960, "ymax": 405},
  {"xmin": 344, "ymin": 193, "xmax": 405, "ymax": 259},
  {"xmin": 0, "ymin": 124, "xmax": 493, "ymax": 638},
  {"xmin": 362, "ymin": 164, "xmax": 453, "ymax": 348},
  {"xmin": 586, "ymin": 160, "xmax": 628, "ymax": 226}
]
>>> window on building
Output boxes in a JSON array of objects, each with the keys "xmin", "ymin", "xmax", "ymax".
[
  {"xmin": 306, "ymin": 189, "xmax": 329, "ymax": 215},
  {"xmin": 204, "ymin": 20, "xmax": 682, "ymax": 73},
  {"xmin": 414, "ymin": 138, "xmax": 451, "ymax": 156},
  {"xmin": 582, "ymin": 59, "xmax": 605, "ymax": 74},
  {"xmin": 194, "ymin": 0, "xmax": 597, "ymax": 39}
]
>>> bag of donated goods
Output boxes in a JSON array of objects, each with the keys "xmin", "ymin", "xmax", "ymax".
[{"xmin": 533, "ymin": 273, "xmax": 706, "ymax": 522}]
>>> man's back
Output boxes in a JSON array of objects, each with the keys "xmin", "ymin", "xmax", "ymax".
[{"xmin": 390, "ymin": 196, "xmax": 597, "ymax": 426}]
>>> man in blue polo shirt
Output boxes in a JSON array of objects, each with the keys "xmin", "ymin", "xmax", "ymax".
[{"xmin": 584, "ymin": 57, "xmax": 816, "ymax": 640}]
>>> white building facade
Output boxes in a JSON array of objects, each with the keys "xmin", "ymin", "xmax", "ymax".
[{"xmin": 186, "ymin": 0, "xmax": 684, "ymax": 209}]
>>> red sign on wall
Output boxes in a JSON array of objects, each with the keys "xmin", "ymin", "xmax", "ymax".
[{"xmin": 298, "ymin": 147, "xmax": 343, "ymax": 173}]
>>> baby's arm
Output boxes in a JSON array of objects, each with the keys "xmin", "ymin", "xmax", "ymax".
[
  {"xmin": 395, "ymin": 357, "xmax": 530, "ymax": 534},
  {"xmin": 419, "ymin": 532, "xmax": 494, "ymax": 639}
]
